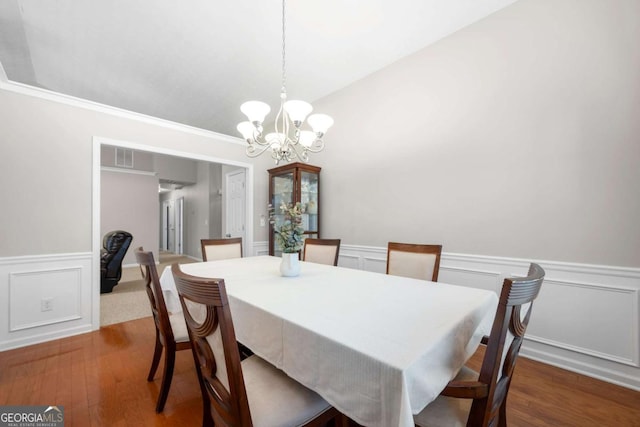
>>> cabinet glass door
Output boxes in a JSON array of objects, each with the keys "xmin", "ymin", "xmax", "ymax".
[
  {"xmin": 272, "ymin": 172, "xmax": 294, "ymax": 256},
  {"xmin": 300, "ymin": 171, "xmax": 319, "ymax": 238},
  {"xmin": 268, "ymin": 162, "xmax": 321, "ymax": 256}
]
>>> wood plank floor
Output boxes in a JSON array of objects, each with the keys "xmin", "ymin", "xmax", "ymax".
[{"xmin": 1, "ymin": 317, "xmax": 638, "ymax": 426}]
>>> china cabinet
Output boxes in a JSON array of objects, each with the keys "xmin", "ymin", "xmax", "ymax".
[{"xmin": 268, "ymin": 162, "xmax": 321, "ymax": 256}]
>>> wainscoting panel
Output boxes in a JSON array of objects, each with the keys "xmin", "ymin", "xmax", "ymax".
[
  {"xmin": 362, "ymin": 256, "xmax": 387, "ymax": 274},
  {"xmin": 294, "ymin": 242, "xmax": 640, "ymax": 391},
  {"xmin": 9, "ymin": 267, "xmax": 83, "ymax": 331},
  {"xmin": 253, "ymin": 241, "xmax": 270, "ymax": 257},
  {"xmin": 439, "ymin": 266, "xmax": 502, "ymax": 293},
  {"xmin": 337, "ymin": 253, "xmax": 360, "ymax": 270},
  {"xmin": 526, "ymin": 279, "xmax": 638, "ymax": 367},
  {"xmin": 0, "ymin": 253, "xmax": 93, "ymax": 351},
  {"xmin": 7, "ymin": 246, "xmax": 639, "ymax": 391}
]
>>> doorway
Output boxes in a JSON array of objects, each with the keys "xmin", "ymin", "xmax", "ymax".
[
  {"xmin": 93, "ymin": 136, "xmax": 254, "ymax": 329},
  {"xmin": 162, "ymin": 199, "xmax": 175, "ymax": 252},
  {"xmin": 161, "ymin": 197, "xmax": 184, "ymax": 254}
]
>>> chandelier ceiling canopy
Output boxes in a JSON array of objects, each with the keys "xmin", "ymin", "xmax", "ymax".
[{"xmin": 237, "ymin": 0, "xmax": 333, "ymax": 165}]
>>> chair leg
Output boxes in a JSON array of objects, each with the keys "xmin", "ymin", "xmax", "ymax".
[
  {"xmin": 147, "ymin": 332, "xmax": 163, "ymax": 381},
  {"xmin": 237, "ymin": 342, "xmax": 253, "ymax": 360},
  {"xmin": 202, "ymin": 402, "xmax": 214, "ymax": 427},
  {"xmin": 498, "ymin": 401, "xmax": 508, "ymax": 427},
  {"xmin": 155, "ymin": 346, "xmax": 176, "ymax": 413},
  {"xmin": 199, "ymin": 388, "xmax": 214, "ymax": 427}
]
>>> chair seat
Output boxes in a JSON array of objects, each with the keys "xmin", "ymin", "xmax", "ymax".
[
  {"xmin": 242, "ymin": 355, "xmax": 333, "ymax": 427},
  {"xmin": 413, "ymin": 366, "xmax": 477, "ymax": 427},
  {"xmin": 168, "ymin": 312, "xmax": 190, "ymax": 343}
]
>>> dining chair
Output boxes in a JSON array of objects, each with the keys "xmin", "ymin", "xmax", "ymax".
[
  {"xmin": 199, "ymin": 237, "xmax": 252, "ymax": 359},
  {"xmin": 302, "ymin": 238, "xmax": 341, "ymax": 266},
  {"xmin": 386, "ymin": 242, "xmax": 442, "ymax": 282},
  {"xmin": 134, "ymin": 248, "xmax": 191, "ymax": 413},
  {"xmin": 171, "ymin": 263, "xmax": 343, "ymax": 427},
  {"xmin": 200, "ymin": 237, "xmax": 242, "ymax": 261},
  {"xmin": 414, "ymin": 263, "xmax": 545, "ymax": 427}
]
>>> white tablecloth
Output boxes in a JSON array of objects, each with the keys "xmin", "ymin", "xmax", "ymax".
[{"xmin": 159, "ymin": 256, "xmax": 497, "ymax": 427}]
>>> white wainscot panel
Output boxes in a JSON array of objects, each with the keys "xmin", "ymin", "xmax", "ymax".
[
  {"xmin": 526, "ymin": 278, "xmax": 639, "ymax": 367},
  {"xmin": 336, "ymin": 245, "xmax": 387, "ymax": 273},
  {"xmin": 362, "ymin": 256, "xmax": 386, "ymax": 274},
  {"xmin": 0, "ymin": 253, "xmax": 93, "ymax": 351},
  {"xmin": 252, "ymin": 241, "xmax": 271, "ymax": 257},
  {"xmin": 439, "ymin": 266, "xmax": 501, "ymax": 293},
  {"xmin": 336, "ymin": 245, "xmax": 640, "ymax": 390},
  {"xmin": 337, "ymin": 253, "xmax": 360, "ymax": 270},
  {"xmin": 10, "ymin": 267, "xmax": 82, "ymax": 331}
]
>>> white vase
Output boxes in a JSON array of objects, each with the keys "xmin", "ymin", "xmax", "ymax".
[{"xmin": 280, "ymin": 252, "xmax": 300, "ymax": 277}]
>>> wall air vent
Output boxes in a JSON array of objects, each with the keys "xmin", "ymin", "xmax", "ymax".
[{"xmin": 115, "ymin": 148, "xmax": 134, "ymax": 168}]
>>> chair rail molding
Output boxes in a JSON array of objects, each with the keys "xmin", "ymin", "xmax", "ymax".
[
  {"xmin": 5, "ymin": 244, "xmax": 640, "ymax": 391},
  {"xmin": 336, "ymin": 244, "xmax": 640, "ymax": 391}
]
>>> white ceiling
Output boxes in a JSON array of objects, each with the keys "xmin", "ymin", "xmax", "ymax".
[{"xmin": 0, "ymin": 0, "xmax": 518, "ymax": 136}]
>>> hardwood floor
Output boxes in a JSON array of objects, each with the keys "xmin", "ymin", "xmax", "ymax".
[
  {"xmin": 464, "ymin": 347, "xmax": 640, "ymax": 427},
  {"xmin": 1, "ymin": 317, "xmax": 638, "ymax": 426}
]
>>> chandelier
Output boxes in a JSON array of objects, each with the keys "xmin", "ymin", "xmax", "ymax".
[{"xmin": 236, "ymin": 0, "xmax": 333, "ymax": 164}]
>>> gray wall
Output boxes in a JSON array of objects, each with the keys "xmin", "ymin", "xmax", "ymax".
[
  {"xmin": 308, "ymin": 0, "xmax": 640, "ymax": 267},
  {"xmin": 101, "ymin": 169, "xmax": 158, "ymax": 265},
  {"xmin": 160, "ymin": 161, "xmax": 227, "ymax": 258},
  {"xmin": 209, "ymin": 163, "xmax": 223, "ymax": 239},
  {"xmin": 154, "ymin": 153, "xmax": 197, "ymax": 184},
  {"xmin": 1, "ymin": 0, "xmax": 637, "ymax": 270},
  {"xmin": 0, "ymin": 88, "xmax": 267, "ymax": 258}
]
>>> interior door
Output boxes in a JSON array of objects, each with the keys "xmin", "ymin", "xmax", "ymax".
[
  {"xmin": 225, "ymin": 169, "xmax": 246, "ymax": 245},
  {"xmin": 163, "ymin": 199, "xmax": 176, "ymax": 252},
  {"xmin": 175, "ymin": 197, "xmax": 184, "ymax": 254}
]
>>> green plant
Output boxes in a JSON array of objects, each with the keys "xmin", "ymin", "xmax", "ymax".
[{"xmin": 270, "ymin": 202, "xmax": 305, "ymax": 253}]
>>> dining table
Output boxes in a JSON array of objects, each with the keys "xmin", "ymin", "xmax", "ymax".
[{"xmin": 159, "ymin": 255, "xmax": 498, "ymax": 427}]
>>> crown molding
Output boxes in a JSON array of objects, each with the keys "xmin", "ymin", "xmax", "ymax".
[
  {"xmin": 0, "ymin": 61, "xmax": 7, "ymax": 83},
  {"xmin": 0, "ymin": 62, "xmax": 244, "ymax": 146}
]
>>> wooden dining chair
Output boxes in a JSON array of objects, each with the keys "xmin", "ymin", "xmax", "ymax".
[
  {"xmin": 302, "ymin": 238, "xmax": 341, "ymax": 266},
  {"xmin": 200, "ymin": 237, "xmax": 243, "ymax": 261},
  {"xmin": 414, "ymin": 263, "xmax": 545, "ymax": 427},
  {"xmin": 134, "ymin": 248, "xmax": 191, "ymax": 413},
  {"xmin": 386, "ymin": 242, "xmax": 442, "ymax": 282},
  {"xmin": 171, "ymin": 263, "xmax": 343, "ymax": 427}
]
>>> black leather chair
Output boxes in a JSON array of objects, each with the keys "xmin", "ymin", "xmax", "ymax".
[{"xmin": 100, "ymin": 230, "xmax": 133, "ymax": 293}]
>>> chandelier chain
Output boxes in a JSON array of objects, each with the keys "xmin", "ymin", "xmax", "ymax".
[{"xmin": 281, "ymin": 0, "xmax": 286, "ymax": 94}]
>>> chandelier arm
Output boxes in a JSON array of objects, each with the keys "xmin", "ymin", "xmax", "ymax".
[
  {"xmin": 249, "ymin": 134, "xmax": 272, "ymax": 147},
  {"xmin": 246, "ymin": 142, "xmax": 273, "ymax": 158},
  {"xmin": 251, "ymin": 127, "xmax": 268, "ymax": 146},
  {"xmin": 304, "ymin": 140, "xmax": 325, "ymax": 153},
  {"xmin": 285, "ymin": 138, "xmax": 309, "ymax": 160}
]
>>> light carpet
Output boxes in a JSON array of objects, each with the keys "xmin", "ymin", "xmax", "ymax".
[{"xmin": 100, "ymin": 252, "xmax": 196, "ymax": 327}]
